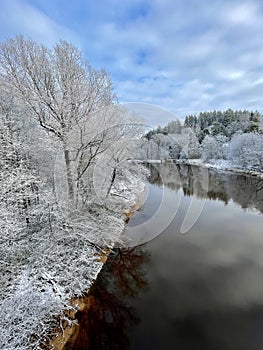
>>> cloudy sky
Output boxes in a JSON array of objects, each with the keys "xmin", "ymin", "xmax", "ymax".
[{"xmin": 0, "ymin": 0, "xmax": 263, "ymax": 125}]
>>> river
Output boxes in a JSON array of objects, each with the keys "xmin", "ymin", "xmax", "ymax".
[{"xmin": 70, "ymin": 163, "xmax": 263, "ymax": 350}]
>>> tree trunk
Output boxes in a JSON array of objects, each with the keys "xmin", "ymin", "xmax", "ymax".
[
  {"xmin": 107, "ymin": 167, "xmax": 117, "ymax": 196},
  {"xmin": 64, "ymin": 148, "xmax": 75, "ymax": 207}
]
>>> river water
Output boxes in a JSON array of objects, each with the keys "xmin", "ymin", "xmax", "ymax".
[{"xmin": 71, "ymin": 164, "xmax": 263, "ymax": 350}]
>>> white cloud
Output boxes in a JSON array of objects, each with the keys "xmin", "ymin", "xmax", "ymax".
[
  {"xmin": 253, "ymin": 77, "xmax": 263, "ymax": 86},
  {"xmin": 114, "ymin": 0, "xmax": 263, "ymax": 117},
  {"xmin": 224, "ymin": 2, "xmax": 259, "ymax": 25},
  {"xmin": 0, "ymin": 0, "xmax": 78, "ymax": 46}
]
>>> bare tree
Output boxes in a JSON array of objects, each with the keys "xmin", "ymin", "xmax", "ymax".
[{"xmin": 0, "ymin": 36, "xmax": 114, "ymax": 209}]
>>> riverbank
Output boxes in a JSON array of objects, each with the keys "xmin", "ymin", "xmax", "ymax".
[
  {"xmin": 176, "ymin": 159, "xmax": 263, "ymax": 178},
  {"xmin": 47, "ymin": 176, "xmax": 146, "ymax": 350},
  {"xmin": 0, "ymin": 170, "xmax": 146, "ymax": 350}
]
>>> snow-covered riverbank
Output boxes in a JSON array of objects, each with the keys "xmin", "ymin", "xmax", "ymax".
[
  {"xmin": 50, "ymin": 176, "xmax": 146, "ymax": 350},
  {"xmin": 175, "ymin": 159, "xmax": 263, "ymax": 178},
  {"xmin": 0, "ymin": 174, "xmax": 146, "ymax": 350}
]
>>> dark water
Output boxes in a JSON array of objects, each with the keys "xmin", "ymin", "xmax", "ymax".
[{"xmin": 71, "ymin": 164, "xmax": 263, "ymax": 350}]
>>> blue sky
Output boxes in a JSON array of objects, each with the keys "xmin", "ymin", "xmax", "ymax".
[{"xmin": 0, "ymin": 0, "xmax": 263, "ymax": 125}]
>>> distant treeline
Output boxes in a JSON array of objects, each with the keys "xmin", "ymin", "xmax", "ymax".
[{"xmin": 146, "ymin": 109, "xmax": 262, "ymax": 142}]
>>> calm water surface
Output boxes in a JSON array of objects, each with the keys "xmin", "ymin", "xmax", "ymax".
[{"xmin": 72, "ymin": 164, "xmax": 263, "ymax": 350}]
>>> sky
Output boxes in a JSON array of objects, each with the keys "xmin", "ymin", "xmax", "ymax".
[{"xmin": 0, "ymin": 0, "xmax": 263, "ymax": 126}]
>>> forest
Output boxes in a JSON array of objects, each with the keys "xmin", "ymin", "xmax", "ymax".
[{"xmin": 143, "ymin": 109, "xmax": 263, "ymax": 171}]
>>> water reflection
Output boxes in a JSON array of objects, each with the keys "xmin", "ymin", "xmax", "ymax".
[
  {"xmin": 126, "ymin": 164, "xmax": 263, "ymax": 350},
  {"xmin": 67, "ymin": 247, "xmax": 150, "ymax": 350},
  {"xmin": 148, "ymin": 163, "xmax": 263, "ymax": 213},
  {"xmin": 67, "ymin": 164, "xmax": 263, "ymax": 350}
]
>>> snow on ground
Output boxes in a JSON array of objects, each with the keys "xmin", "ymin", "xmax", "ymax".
[{"xmin": 0, "ymin": 174, "xmax": 146, "ymax": 350}]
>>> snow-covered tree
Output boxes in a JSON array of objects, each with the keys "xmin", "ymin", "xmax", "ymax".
[
  {"xmin": 229, "ymin": 133, "xmax": 263, "ymax": 170},
  {"xmin": 165, "ymin": 119, "xmax": 181, "ymax": 134},
  {"xmin": 0, "ymin": 36, "xmax": 116, "ymax": 210},
  {"xmin": 184, "ymin": 128, "xmax": 201, "ymax": 158},
  {"xmin": 0, "ymin": 90, "xmax": 40, "ymax": 229},
  {"xmin": 201, "ymin": 135, "xmax": 228, "ymax": 161}
]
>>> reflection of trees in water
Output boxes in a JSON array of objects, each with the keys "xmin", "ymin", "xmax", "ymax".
[
  {"xmin": 208, "ymin": 171, "xmax": 263, "ymax": 213},
  {"xmin": 67, "ymin": 246, "xmax": 150, "ymax": 350},
  {"xmin": 147, "ymin": 163, "xmax": 263, "ymax": 213},
  {"xmin": 207, "ymin": 189, "xmax": 229, "ymax": 204},
  {"xmin": 147, "ymin": 163, "xmax": 181, "ymax": 191},
  {"xmin": 147, "ymin": 163, "xmax": 163, "ymax": 186},
  {"xmin": 226, "ymin": 174, "xmax": 263, "ymax": 213}
]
